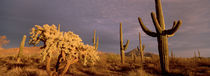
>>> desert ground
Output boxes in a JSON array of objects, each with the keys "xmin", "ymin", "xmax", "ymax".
[{"xmin": 0, "ymin": 47, "xmax": 209, "ymax": 76}]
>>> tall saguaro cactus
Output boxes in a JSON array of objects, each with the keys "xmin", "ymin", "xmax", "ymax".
[
  {"xmin": 17, "ymin": 35, "xmax": 27, "ymax": 62},
  {"xmin": 138, "ymin": 0, "xmax": 182, "ymax": 74},
  {"xmin": 137, "ymin": 32, "xmax": 144, "ymax": 63},
  {"xmin": 120, "ymin": 23, "xmax": 129, "ymax": 64},
  {"xmin": 93, "ymin": 29, "xmax": 99, "ymax": 50}
]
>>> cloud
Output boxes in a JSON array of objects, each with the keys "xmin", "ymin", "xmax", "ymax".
[{"xmin": 0, "ymin": 0, "xmax": 210, "ymax": 57}]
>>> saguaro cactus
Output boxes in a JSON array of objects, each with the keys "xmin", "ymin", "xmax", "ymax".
[
  {"xmin": 138, "ymin": 0, "xmax": 182, "ymax": 74},
  {"xmin": 120, "ymin": 23, "xmax": 129, "ymax": 64},
  {"xmin": 17, "ymin": 35, "xmax": 27, "ymax": 62},
  {"xmin": 137, "ymin": 32, "xmax": 144, "ymax": 63},
  {"xmin": 93, "ymin": 30, "xmax": 99, "ymax": 50}
]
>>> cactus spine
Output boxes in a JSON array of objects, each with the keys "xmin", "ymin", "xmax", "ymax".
[
  {"xmin": 138, "ymin": 0, "xmax": 182, "ymax": 74},
  {"xmin": 17, "ymin": 35, "xmax": 27, "ymax": 62},
  {"xmin": 93, "ymin": 30, "xmax": 99, "ymax": 50},
  {"xmin": 120, "ymin": 23, "xmax": 129, "ymax": 64}
]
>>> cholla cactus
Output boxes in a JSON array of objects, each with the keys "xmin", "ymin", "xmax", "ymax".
[
  {"xmin": 79, "ymin": 44, "xmax": 99, "ymax": 65},
  {"xmin": 29, "ymin": 24, "xmax": 99, "ymax": 76}
]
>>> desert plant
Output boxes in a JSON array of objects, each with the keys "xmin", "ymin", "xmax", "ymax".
[
  {"xmin": 120, "ymin": 23, "xmax": 129, "ymax": 64},
  {"xmin": 93, "ymin": 29, "xmax": 99, "ymax": 50},
  {"xmin": 131, "ymin": 52, "xmax": 136, "ymax": 63},
  {"xmin": 29, "ymin": 24, "xmax": 99, "ymax": 76},
  {"xmin": 0, "ymin": 35, "xmax": 10, "ymax": 49},
  {"xmin": 138, "ymin": 0, "xmax": 182, "ymax": 74},
  {"xmin": 17, "ymin": 35, "xmax": 27, "ymax": 62},
  {"xmin": 137, "ymin": 32, "xmax": 144, "ymax": 63},
  {"xmin": 198, "ymin": 50, "xmax": 200, "ymax": 58}
]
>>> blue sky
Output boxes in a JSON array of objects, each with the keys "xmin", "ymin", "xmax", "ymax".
[{"xmin": 0, "ymin": 0, "xmax": 210, "ymax": 57}]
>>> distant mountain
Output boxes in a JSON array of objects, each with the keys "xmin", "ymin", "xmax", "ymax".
[{"xmin": 125, "ymin": 48, "xmax": 158, "ymax": 57}]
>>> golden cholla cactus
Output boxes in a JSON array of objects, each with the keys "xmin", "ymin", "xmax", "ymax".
[
  {"xmin": 29, "ymin": 24, "xmax": 99, "ymax": 76},
  {"xmin": 78, "ymin": 44, "xmax": 99, "ymax": 65}
]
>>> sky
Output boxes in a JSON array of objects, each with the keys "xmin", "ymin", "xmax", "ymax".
[{"xmin": 0, "ymin": 0, "xmax": 210, "ymax": 57}]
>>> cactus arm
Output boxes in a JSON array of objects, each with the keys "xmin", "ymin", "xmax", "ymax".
[
  {"xmin": 138, "ymin": 17, "xmax": 157, "ymax": 37},
  {"xmin": 172, "ymin": 21, "xmax": 178, "ymax": 29},
  {"xmin": 123, "ymin": 40, "xmax": 129, "ymax": 50},
  {"xmin": 167, "ymin": 21, "xmax": 177, "ymax": 37},
  {"xmin": 151, "ymin": 12, "xmax": 162, "ymax": 33},
  {"xmin": 137, "ymin": 46, "xmax": 140, "ymax": 51},
  {"xmin": 165, "ymin": 20, "xmax": 182, "ymax": 35}
]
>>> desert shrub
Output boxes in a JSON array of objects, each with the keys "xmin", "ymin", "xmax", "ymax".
[
  {"xmin": 4, "ymin": 67, "xmax": 47, "ymax": 76},
  {"xmin": 29, "ymin": 24, "xmax": 99, "ymax": 76},
  {"xmin": 0, "ymin": 35, "xmax": 10, "ymax": 49},
  {"xmin": 127, "ymin": 69, "xmax": 152, "ymax": 76}
]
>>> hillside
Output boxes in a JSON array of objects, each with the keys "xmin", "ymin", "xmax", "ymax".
[
  {"xmin": 0, "ymin": 47, "xmax": 210, "ymax": 76},
  {"xmin": 125, "ymin": 48, "xmax": 158, "ymax": 58}
]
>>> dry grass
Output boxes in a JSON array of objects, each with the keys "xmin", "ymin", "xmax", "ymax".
[{"xmin": 0, "ymin": 47, "xmax": 210, "ymax": 76}]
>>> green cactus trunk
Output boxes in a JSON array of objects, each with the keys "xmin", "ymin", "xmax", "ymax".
[
  {"xmin": 17, "ymin": 35, "xmax": 27, "ymax": 62},
  {"xmin": 120, "ymin": 23, "xmax": 129, "ymax": 64},
  {"xmin": 138, "ymin": 0, "xmax": 182, "ymax": 74}
]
